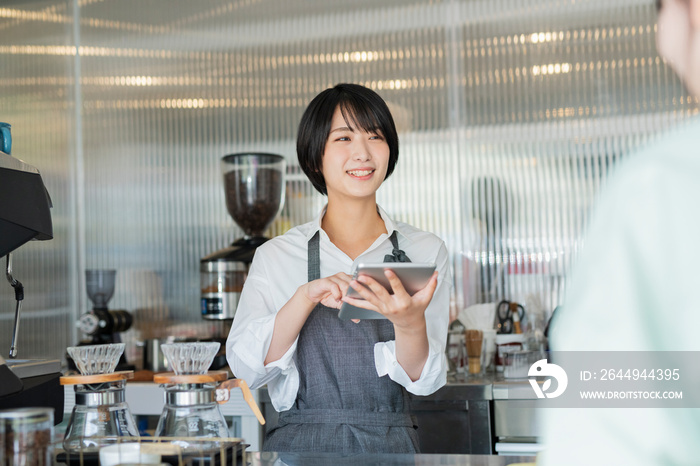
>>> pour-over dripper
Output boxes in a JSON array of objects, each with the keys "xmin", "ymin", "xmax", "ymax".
[
  {"xmin": 222, "ymin": 153, "xmax": 285, "ymax": 238},
  {"xmin": 67, "ymin": 343, "xmax": 125, "ymax": 375},
  {"xmin": 86, "ymin": 269, "xmax": 116, "ymax": 310},
  {"xmin": 161, "ymin": 342, "xmax": 220, "ymax": 375}
]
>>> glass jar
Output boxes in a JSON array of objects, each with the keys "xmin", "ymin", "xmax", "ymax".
[
  {"xmin": 155, "ymin": 383, "xmax": 229, "ymax": 452},
  {"xmin": 63, "ymin": 379, "xmax": 139, "ymax": 453},
  {"xmin": 0, "ymin": 407, "xmax": 54, "ymax": 466}
]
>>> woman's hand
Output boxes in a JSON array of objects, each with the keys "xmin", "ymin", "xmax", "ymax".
[
  {"xmin": 342, "ymin": 269, "xmax": 439, "ymax": 330},
  {"xmin": 343, "ymin": 269, "xmax": 438, "ymax": 380},
  {"xmin": 265, "ymin": 272, "xmax": 352, "ymax": 365},
  {"xmin": 303, "ymin": 272, "xmax": 353, "ymax": 309}
]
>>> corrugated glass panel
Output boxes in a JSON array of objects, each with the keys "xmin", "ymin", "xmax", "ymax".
[{"xmin": 1, "ymin": 0, "xmax": 695, "ymax": 360}]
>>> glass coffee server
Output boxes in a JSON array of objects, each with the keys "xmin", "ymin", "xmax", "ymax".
[
  {"xmin": 154, "ymin": 342, "xmax": 265, "ymax": 453},
  {"xmin": 62, "ymin": 343, "xmax": 139, "ymax": 452}
]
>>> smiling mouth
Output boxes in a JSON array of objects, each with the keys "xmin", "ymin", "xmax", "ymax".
[{"xmin": 347, "ymin": 169, "xmax": 374, "ymax": 177}]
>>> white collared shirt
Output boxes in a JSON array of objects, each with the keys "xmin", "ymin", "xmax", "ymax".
[{"xmin": 226, "ymin": 205, "xmax": 451, "ymax": 412}]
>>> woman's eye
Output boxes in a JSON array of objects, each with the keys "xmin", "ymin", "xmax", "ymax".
[
  {"xmin": 370, "ymin": 135, "xmax": 384, "ymax": 140},
  {"xmin": 336, "ymin": 136, "xmax": 350, "ymax": 141}
]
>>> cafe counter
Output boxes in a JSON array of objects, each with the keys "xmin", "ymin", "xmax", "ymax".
[{"xmin": 247, "ymin": 451, "xmax": 537, "ymax": 465}]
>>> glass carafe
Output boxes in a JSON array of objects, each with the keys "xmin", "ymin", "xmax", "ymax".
[
  {"xmin": 63, "ymin": 379, "xmax": 139, "ymax": 453},
  {"xmin": 154, "ymin": 383, "xmax": 229, "ymax": 452}
]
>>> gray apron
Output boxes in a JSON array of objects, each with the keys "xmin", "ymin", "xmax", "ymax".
[{"xmin": 263, "ymin": 231, "xmax": 419, "ymax": 454}]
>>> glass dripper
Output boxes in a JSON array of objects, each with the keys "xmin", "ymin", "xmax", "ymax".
[
  {"xmin": 160, "ymin": 342, "xmax": 220, "ymax": 375},
  {"xmin": 67, "ymin": 343, "xmax": 124, "ymax": 375}
]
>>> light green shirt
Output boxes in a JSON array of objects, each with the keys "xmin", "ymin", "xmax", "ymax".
[{"xmin": 539, "ymin": 116, "xmax": 700, "ymax": 465}]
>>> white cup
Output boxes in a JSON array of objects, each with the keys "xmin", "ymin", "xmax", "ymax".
[{"xmin": 99, "ymin": 443, "xmax": 161, "ymax": 466}]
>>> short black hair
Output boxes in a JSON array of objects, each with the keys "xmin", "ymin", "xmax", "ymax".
[{"xmin": 296, "ymin": 83, "xmax": 399, "ymax": 195}]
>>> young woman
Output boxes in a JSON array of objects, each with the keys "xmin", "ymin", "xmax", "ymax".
[{"xmin": 226, "ymin": 83, "xmax": 451, "ymax": 454}]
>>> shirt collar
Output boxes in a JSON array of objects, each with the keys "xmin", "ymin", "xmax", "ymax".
[{"xmin": 304, "ymin": 204, "xmax": 405, "ymax": 243}]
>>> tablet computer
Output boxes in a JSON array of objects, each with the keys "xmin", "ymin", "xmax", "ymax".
[{"xmin": 338, "ymin": 262, "xmax": 436, "ymax": 320}]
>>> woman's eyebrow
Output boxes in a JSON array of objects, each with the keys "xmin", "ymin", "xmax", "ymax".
[{"xmin": 329, "ymin": 126, "xmax": 352, "ymax": 133}]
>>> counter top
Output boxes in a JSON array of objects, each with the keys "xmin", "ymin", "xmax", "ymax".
[
  {"xmin": 411, "ymin": 372, "xmax": 535, "ymax": 401},
  {"xmin": 247, "ymin": 451, "xmax": 536, "ymax": 465},
  {"xmin": 421, "ymin": 373, "xmax": 494, "ymax": 400}
]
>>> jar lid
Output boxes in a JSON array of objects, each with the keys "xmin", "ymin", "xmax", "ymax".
[{"xmin": 0, "ymin": 407, "xmax": 53, "ymax": 423}]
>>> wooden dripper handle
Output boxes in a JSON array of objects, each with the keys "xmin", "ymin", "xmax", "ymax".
[
  {"xmin": 218, "ymin": 378, "xmax": 266, "ymax": 425},
  {"xmin": 509, "ymin": 302, "xmax": 522, "ymax": 334}
]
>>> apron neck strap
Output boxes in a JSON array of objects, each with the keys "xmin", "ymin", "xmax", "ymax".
[
  {"xmin": 384, "ymin": 231, "xmax": 412, "ymax": 263},
  {"xmin": 308, "ymin": 231, "xmax": 321, "ymax": 282},
  {"xmin": 307, "ymin": 230, "xmax": 412, "ymax": 283}
]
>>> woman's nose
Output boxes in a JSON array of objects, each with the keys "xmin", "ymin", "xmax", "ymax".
[{"xmin": 352, "ymin": 141, "xmax": 372, "ymax": 161}]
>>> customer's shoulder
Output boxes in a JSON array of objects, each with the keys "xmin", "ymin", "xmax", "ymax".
[{"xmin": 617, "ymin": 118, "xmax": 700, "ymax": 191}]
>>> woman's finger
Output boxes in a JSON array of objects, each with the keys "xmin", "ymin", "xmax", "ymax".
[
  {"xmin": 383, "ymin": 269, "xmax": 407, "ymax": 296},
  {"xmin": 342, "ymin": 293, "xmax": 378, "ymax": 311},
  {"xmin": 330, "ymin": 283, "xmax": 343, "ymax": 301},
  {"xmin": 413, "ymin": 271, "xmax": 439, "ymax": 301},
  {"xmin": 356, "ymin": 274, "xmax": 391, "ymax": 300}
]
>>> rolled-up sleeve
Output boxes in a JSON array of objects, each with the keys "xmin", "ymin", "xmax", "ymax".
[
  {"xmin": 226, "ymin": 266, "xmax": 302, "ymax": 411},
  {"xmin": 373, "ymin": 241, "xmax": 451, "ymax": 395}
]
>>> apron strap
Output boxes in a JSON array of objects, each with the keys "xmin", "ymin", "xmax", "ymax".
[
  {"xmin": 384, "ymin": 231, "xmax": 411, "ymax": 263},
  {"xmin": 308, "ymin": 231, "xmax": 321, "ymax": 282},
  {"xmin": 307, "ymin": 229, "xmax": 411, "ymax": 282}
]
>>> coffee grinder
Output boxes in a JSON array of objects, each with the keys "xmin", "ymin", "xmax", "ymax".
[
  {"xmin": 76, "ymin": 270, "xmax": 134, "ymax": 371},
  {"xmin": 200, "ymin": 153, "xmax": 286, "ymax": 321}
]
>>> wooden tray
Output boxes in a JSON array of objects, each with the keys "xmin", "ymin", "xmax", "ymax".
[
  {"xmin": 60, "ymin": 371, "xmax": 134, "ymax": 385},
  {"xmin": 152, "ymin": 370, "xmax": 228, "ymax": 384}
]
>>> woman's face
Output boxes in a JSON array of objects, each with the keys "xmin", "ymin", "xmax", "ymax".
[
  {"xmin": 321, "ymin": 106, "xmax": 390, "ymax": 201},
  {"xmin": 657, "ymin": 0, "xmax": 700, "ymax": 97}
]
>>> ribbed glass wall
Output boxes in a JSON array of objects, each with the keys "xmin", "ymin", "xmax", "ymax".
[
  {"xmin": 0, "ymin": 0, "xmax": 78, "ymax": 359},
  {"xmin": 1, "ymin": 0, "xmax": 695, "ymax": 360}
]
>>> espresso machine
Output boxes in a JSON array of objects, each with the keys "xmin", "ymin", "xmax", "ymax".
[
  {"xmin": 200, "ymin": 153, "xmax": 286, "ymax": 321},
  {"xmin": 0, "ymin": 122, "xmax": 64, "ymax": 424}
]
